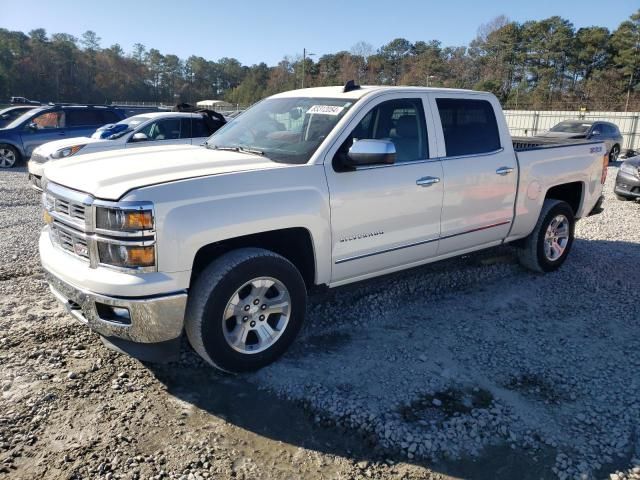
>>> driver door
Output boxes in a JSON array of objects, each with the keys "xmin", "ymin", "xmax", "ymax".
[
  {"xmin": 20, "ymin": 110, "xmax": 66, "ymax": 157},
  {"xmin": 323, "ymin": 94, "xmax": 444, "ymax": 284}
]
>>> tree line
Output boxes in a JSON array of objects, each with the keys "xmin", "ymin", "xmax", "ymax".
[{"xmin": 0, "ymin": 10, "xmax": 638, "ymax": 111}]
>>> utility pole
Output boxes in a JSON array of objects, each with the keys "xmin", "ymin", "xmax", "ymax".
[
  {"xmin": 625, "ymin": 72, "xmax": 634, "ymax": 113},
  {"xmin": 301, "ymin": 48, "xmax": 315, "ymax": 89}
]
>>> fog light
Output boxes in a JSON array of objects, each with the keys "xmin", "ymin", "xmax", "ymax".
[{"xmin": 95, "ymin": 303, "xmax": 132, "ymax": 325}]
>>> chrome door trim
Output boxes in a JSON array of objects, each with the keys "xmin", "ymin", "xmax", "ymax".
[
  {"xmin": 335, "ymin": 236, "xmax": 439, "ymax": 264},
  {"xmin": 335, "ymin": 220, "xmax": 511, "ymax": 264}
]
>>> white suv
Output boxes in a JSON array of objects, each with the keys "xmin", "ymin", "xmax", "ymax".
[{"xmin": 28, "ymin": 111, "xmax": 226, "ymax": 190}]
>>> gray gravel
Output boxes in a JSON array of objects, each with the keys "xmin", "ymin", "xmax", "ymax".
[{"xmin": 1, "ymin": 164, "xmax": 639, "ymax": 479}]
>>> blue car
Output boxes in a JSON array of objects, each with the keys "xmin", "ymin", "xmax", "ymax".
[{"xmin": 0, "ymin": 105, "xmax": 125, "ymax": 168}]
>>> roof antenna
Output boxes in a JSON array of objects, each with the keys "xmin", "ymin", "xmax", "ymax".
[{"xmin": 343, "ymin": 80, "xmax": 360, "ymax": 93}]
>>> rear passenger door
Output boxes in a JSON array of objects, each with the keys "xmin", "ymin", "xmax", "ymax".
[
  {"xmin": 65, "ymin": 109, "xmax": 109, "ymax": 137},
  {"xmin": 429, "ymin": 95, "xmax": 517, "ymax": 255}
]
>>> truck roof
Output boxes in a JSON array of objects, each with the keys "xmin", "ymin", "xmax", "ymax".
[{"xmin": 271, "ymin": 85, "xmax": 480, "ymax": 100}]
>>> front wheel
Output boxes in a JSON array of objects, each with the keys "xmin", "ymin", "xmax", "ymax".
[
  {"xmin": 185, "ymin": 248, "xmax": 307, "ymax": 373},
  {"xmin": 0, "ymin": 145, "xmax": 20, "ymax": 168},
  {"xmin": 615, "ymin": 193, "xmax": 632, "ymax": 201},
  {"xmin": 517, "ymin": 199, "xmax": 575, "ymax": 273}
]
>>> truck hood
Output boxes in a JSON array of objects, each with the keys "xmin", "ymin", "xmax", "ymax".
[{"xmin": 43, "ymin": 144, "xmax": 288, "ymax": 200}]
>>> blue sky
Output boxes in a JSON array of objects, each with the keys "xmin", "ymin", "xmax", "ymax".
[{"xmin": 0, "ymin": 0, "xmax": 637, "ymax": 65}]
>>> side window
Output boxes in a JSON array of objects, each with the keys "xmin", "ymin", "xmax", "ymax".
[
  {"xmin": 436, "ymin": 98, "xmax": 501, "ymax": 157},
  {"xmin": 30, "ymin": 111, "xmax": 64, "ymax": 129},
  {"xmin": 138, "ymin": 118, "xmax": 182, "ymax": 141},
  {"xmin": 180, "ymin": 118, "xmax": 192, "ymax": 138},
  {"xmin": 348, "ymin": 98, "xmax": 428, "ymax": 163},
  {"xmin": 66, "ymin": 110, "xmax": 105, "ymax": 127},
  {"xmin": 192, "ymin": 118, "xmax": 212, "ymax": 137}
]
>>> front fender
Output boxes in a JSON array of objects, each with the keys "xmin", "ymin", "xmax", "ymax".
[{"xmin": 126, "ymin": 165, "xmax": 332, "ymax": 286}]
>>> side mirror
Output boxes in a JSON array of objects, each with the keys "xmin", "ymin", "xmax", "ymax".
[
  {"xmin": 345, "ymin": 139, "xmax": 396, "ymax": 167},
  {"xmin": 28, "ymin": 122, "xmax": 38, "ymax": 131},
  {"xmin": 590, "ymin": 130, "xmax": 600, "ymax": 137},
  {"xmin": 131, "ymin": 132, "xmax": 149, "ymax": 142}
]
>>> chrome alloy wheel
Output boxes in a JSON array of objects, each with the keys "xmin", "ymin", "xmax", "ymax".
[
  {"xmin": 0, "ymin": 148, "xmax": 16, "ymax": 168},
  {"xmin": 222, "ymin": 277, "xmax": 291, "ymax": 354},
  {"xmin": 543, "ymin": 214, "xmax": 570, "ymax": 261}
]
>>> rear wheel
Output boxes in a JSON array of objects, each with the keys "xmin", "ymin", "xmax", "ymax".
[
  {"xmin": 517, "ymin": 200, "xmax": 575, "ymax": 273},
  {"xmin": 185, "ymin": 248, "xmax": 307, "ymax": 373},
  {"xmin": 0, "ymin": 145, "xmax": 19, "ymax": 168},
  {"xmin": 609, "ymin": 144, "xmax": 620, "ymax": 163}
]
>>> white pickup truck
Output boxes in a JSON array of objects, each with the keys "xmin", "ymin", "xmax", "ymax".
[{"xmin": 39, "ymin": 84, "xmax": 607, "ymax": 372}]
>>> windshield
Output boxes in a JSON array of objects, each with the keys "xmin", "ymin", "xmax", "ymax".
[
  {"xmin": 205, "ymin": 97, "xmax": 355, "ymax": 164},
  {"xmin": 91, "ymin": 115, "xmax": 151, "ymax": 139},
  {"xmin": 550, "ymin": 121, "xmax": 591, "ymax": 134}
]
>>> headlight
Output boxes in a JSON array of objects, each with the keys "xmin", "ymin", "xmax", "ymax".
[
  {"xmin": 620, "ymin": 162, "xmax": 640, "ymax": 177},
  {"xmin": 51, "ymin": 144, "xmax": 85, "ymax": 159},
  {"xmin": 98, "ymin": 243, "xmax": 155, "ymax": 269},
  {"xmin": 95, "ymin": 206, "xmax": 154, "ymax": 232}
]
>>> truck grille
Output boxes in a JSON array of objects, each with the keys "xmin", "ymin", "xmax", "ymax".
[
  {"xmin": 53, "ymin": 197, "xmax": 86, "ymax": 221},
  {"xmin": 46, "ymin": 192, "xmax": 89, "ymax": 228},
  {"xmin": 50, "ymin": 222, "xmax": 90, "ymax": 259}
]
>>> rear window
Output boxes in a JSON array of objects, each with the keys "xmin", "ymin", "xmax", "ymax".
[{"xmin": 436, "ymin": 98, "xmax": 501, "ymax": 157}]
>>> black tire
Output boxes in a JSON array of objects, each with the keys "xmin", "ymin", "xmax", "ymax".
[
  {"xmin": 615, "ymin": 193, "xmax": 632, "ymax": 201},
  {"xmin": 0, "ymin": 144, "xmax": 20, "ymax": 168},
  {"xmin": 517, "ymin": 199, "xmax": 575, "ymax": 273},
  {"xmin": 185, "ymin": 248, "xmax": 307, "ymax": 373},
  {"xmin": 609, "ymin": 144, "xmax": 620, "ymax": 163}
]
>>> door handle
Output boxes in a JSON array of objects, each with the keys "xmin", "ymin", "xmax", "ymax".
[
  {"xmin": 496, "ymin": 166, "xmax": 514, "ymax": 176},
  {"xmin": 416, "ymin": 176, "xmax": 440, "ymax": 187}
]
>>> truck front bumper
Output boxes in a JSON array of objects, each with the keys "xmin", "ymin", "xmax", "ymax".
[{"xmin": 45, "ymin": 270, "xmax": 187, "ymax": 345}]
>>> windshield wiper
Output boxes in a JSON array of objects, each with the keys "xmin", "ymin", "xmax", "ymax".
[{"xmin": 208, "ymin": 145, "xmax": 264, "ymax": 157}]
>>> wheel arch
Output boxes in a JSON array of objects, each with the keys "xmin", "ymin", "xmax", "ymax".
[
  {"xmin": 190, "ymin": 227, "xmax": 318, "ymax": 290},
  {"xmin": 543, "ymin": 181, "xmax": 584, "ymax": 217}
]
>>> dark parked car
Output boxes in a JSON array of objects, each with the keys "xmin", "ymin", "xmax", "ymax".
[
  {"xmin": 537, "ymin": 120, "xmax": 624, "ymax": 162},
  {"xmin": 0, "ymin": 106, "xmax": 38, "ymax": 128},
  {"xmin": 10, "ymin": 96, "xmax": 41, "ymax": 105},
  {"xmin": 0, "ymin": 104, "xmax": 125, "ymax": 168},
  {"xmin": 615, "ymin": 156, "xmax": 640, "ymax": 201}
]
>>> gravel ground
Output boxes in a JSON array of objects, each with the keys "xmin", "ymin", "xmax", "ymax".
[{"xmin": 1, "ymin": 164, "xmax": 639, "ymax": 480}]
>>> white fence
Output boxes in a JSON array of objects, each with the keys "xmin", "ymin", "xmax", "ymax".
[{"xmin": 504, "ymin": 110, "xmax": 640, "ymax": 152}]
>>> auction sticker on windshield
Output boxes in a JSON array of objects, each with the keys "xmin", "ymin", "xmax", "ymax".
[{"xmin": 307, "ymin": 105, "xmax": 345, "ymax": 115}]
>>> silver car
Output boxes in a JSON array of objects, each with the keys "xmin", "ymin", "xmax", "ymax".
[{"xmin": 538, "ymin": 120, "xmax": 624, "ymax": 162}]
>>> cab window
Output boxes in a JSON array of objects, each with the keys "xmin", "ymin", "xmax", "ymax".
[
  {"xmin": 436, "ymin": 98, "xmax": 501, "ymax": 157},
  {"xmin": 345, "ymin": 98, "xmax": 428, "ymax": 163},
  {"xmin": 138, "ymin": 118, "xmax": 182, "ymax": 140}
]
